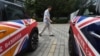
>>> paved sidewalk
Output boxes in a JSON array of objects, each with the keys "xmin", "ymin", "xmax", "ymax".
[{"xmin": 25, "ymin": 22, "xmax": 70, "ymax": 56}]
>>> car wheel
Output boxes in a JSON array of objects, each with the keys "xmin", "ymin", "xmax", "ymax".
[
  {"xmin": 28, "ymin": 30, "xmax": 39, "ymax": 52},
  {"xmin": 68, "ymin": 33, "xmax": 79, "ymax": 56}
]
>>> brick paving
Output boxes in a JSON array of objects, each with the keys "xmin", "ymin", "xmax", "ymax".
[{"xmin": 25, "ymin": 22, "xmax": 69, "ymax": 56}]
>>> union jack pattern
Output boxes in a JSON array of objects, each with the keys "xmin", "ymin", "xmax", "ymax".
[
  {"xmin": 71, "ymin": 16, "xmax": 100, "ymax": 56},
  {"xmin": 0, "ymin": 19, "xmax": 37, "ymax": 56}
]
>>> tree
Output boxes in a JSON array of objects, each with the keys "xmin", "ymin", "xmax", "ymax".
[
  {"xmin": 24, "ymin": 0, "xmax": 90, "ymax": 18},
  {"xmin": 35, "ymin": 0, "xmax": 68, "ymax": 17},
  {"xmin": 24, "ymin": 0, "xmax": 35, "ymax": 17}
]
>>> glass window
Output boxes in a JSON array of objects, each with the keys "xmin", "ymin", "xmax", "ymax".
[
  {"xmin": 5, "ymin": 4, "xmax": 24, "ymax": 20},
  {"xmin": 0, "ymin": 8, "xmax": 3, "ymax": 21},
  {"xmin": 0, "ymin": 2, "xmax": 4, "ymax": 21},
  {"xmin": 77, "ymin": 7, "xmax": 94, "ymax": 16},
  {"xmin": 77, "ymin": 4, "xmax": 100, "ymax": 16}
]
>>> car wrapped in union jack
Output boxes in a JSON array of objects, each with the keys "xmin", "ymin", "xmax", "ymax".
[
  {"xmin": 68, "ymin": 0, "xmax": 100, "ymax": 56},
  {"xmin": 0, "ymin": 0, "xmax": 39, "ymax": 56}
]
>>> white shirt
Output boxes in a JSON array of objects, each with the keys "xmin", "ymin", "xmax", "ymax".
[{"xmin": 43, "ymin": 9, "xmax": 50, "ymax": 23}]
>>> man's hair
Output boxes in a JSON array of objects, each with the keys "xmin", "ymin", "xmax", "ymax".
[{"xmin": 47, "ymin": 6, "xmax": 52, "ymax": 8}]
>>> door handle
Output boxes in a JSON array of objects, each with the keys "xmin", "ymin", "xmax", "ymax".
[{"xmin": 0, "ymin": 30, "xmax": 6, "ymax": 33}]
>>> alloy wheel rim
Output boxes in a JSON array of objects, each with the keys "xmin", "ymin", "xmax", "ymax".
[{"xmin": 31, "ymin": 33, "xmax": 38, "ymax": 49}]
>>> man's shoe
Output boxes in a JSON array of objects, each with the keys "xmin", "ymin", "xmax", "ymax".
[
  {"xmin": 49, "ymin": 34, "xmax": 54, "ymax": 36},
  {"xmin": 39, "ymin": 34, "xmax": 42, "ymax": 36}
]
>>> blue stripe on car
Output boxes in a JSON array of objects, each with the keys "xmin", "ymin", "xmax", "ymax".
[{"xmin": 77, "ymin": 16, "xmax": 89, "ymax": 23}]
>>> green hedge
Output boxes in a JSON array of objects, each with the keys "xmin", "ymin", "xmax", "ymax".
[{"xmin": 52, "ymin": 17, "xmax": 69, "ymax": 23}]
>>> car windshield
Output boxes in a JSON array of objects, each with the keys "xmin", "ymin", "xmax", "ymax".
[
  {"xmin": 0, "ymin": 2, "xmax": 4, "ymax": 21},
  {"xmin": 76, "ymin": 0, "xmax": 100, "ymax": 16},
  {"xmin": 0, "ymin": 1, "xmax": 29, "ymax": 21},
  {"xmin": 5, "ymin": 4, "xmax": 25, "ymax": 20},
  {"xmin": 0, "ymin": 9, "xmax": 2, "ymax": 21}
]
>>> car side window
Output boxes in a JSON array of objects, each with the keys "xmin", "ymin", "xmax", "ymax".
[{"xmin": 5, "ymin": 4, "xmax": 24, "ymax": 20}]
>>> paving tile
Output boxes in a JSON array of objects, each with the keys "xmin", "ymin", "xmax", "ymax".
[{"xmin": 25, "ymin": 22, "xmax": 69, "ymax": 56}]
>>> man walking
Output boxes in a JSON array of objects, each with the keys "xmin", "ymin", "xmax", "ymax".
[{"xmin": 39, "ymin": 6, "xmax": 54, "ymax": 36}]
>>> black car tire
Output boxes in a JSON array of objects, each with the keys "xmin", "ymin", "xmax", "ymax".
[
  {"xmin": 28, "ymin": 29, "xmax": 39, "ymax": 52},
  {"xmin": 68, "ymin": 30, "xmax": 79, "ymax": 56}
]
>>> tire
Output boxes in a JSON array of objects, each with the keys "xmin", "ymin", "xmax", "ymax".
[
  {"xmin": 28, "ymin": 29, "xmax": 39, "ymax": 52},
  {"xmin": 68, "ymin": 30, "xmax": 79, "ymax": 56}
]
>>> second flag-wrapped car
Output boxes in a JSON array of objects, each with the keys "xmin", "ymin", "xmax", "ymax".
[{"xmin": 69, "ymin": 0, "xmax": 100, "ymax": 56}]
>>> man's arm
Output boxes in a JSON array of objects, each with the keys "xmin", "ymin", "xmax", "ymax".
[{"xmin": 46, "ymin": 16, "xmax": 52, "ymax": 22}]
